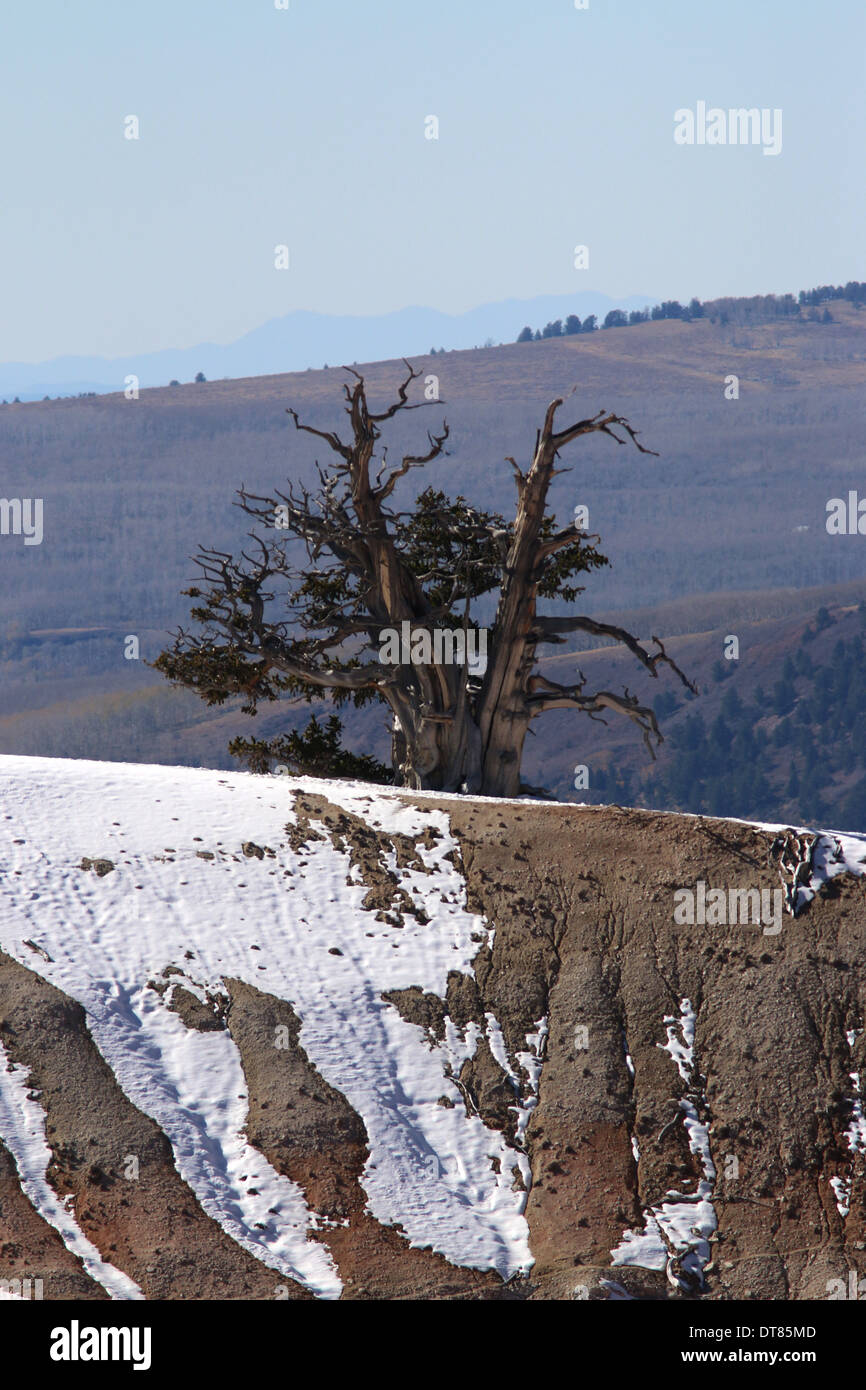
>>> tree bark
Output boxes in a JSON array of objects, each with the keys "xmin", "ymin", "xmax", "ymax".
[{"xmin": 159, "ymin": 369, "xmax": 694, "ymax": 798}]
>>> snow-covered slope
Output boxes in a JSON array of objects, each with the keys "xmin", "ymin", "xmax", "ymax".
[
  {"xmin": 0, "ymin": 756, "xmax": 535, "ymax": 1298},
  {"xmin": 2, "ymin": 755, "xmax": 865, "ymax": 1302}
]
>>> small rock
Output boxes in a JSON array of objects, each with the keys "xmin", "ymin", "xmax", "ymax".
[
  {"xmin": 79, "ymin": 857, "xmax": 115, "ymax": 877},
  {"xmin": 23, "ymin": 939, "xmax": 54, "ymax": 963},
  {"xmin": 242, "ymin": 842, "xmax": 265, "ymax": 859}
]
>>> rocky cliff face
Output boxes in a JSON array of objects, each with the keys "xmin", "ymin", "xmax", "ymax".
[
  {"xmin": 429, "ymin": 797, "xmax": 866, "ymax": 1300},
  {"xmin": 0, "ymin": 757, "xmax": 864, "ymax": 1301}
]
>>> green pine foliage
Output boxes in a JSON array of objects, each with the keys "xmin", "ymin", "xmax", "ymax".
[
  {"xmin": 154, "ymin": 486, "xmax": 610, "ymax": 727},
  {"xmin": 229, "ymin": 714, "xmax": 390, "ymax": 782},
  {"xmin": 653, "ymin": 626, "xmax": 866, "ymax": 829}
]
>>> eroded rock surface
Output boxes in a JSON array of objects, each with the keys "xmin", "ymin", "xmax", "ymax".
[
  {"xmin": 428, "ymin": 798, "xmax": 866, "ymax": 1300},
  {"xmin": 0, "ymin": 952, "xmax": 310, "ymax": 1300},
  {"xmin": 1, "ymin": 787, "xmax": 864, "ymax": 1301}
]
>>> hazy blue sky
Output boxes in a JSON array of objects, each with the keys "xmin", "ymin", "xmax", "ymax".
[{"xmin": 2, "ymin": 0, "xmax": 863, "ymax": 361}]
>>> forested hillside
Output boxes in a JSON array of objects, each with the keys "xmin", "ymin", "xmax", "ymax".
[
  {"xmin": 546, "ymin": 602, "xmax": 866, "ymax": 833},
  {"xmin": 2, "ymin": 299, "xmax": 866, "ymax": 638},
  {"xmin": 2, "ymin": 299, "xmax": 866, "ymax": 823},
  {"xmin": 651, "ymin": 612, "xmax": 866, "ymax": 828}
]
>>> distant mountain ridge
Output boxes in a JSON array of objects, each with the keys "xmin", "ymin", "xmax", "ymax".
[{"xmin": 0, "ymin": 291, "xmax": 653, "ymax": 400}]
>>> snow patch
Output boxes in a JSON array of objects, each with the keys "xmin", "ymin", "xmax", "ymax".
[
  {"xmin": 0, "ymin": 1042, "xmax": 143, "ymax": 1300},
  {"xmin": 611, "ymin": 998, "xmax": 716, "ymax": 1289},
  {"xmin": 831, "ymin": 1025, "xmax": 866, "ymax": 1217},
  {"xmin": 0, "ymin": 756, "xmax": 534, "ymax": 1286},
  {"xmin": 512, "ymin": 1017, "xmax": 548, "ymax": 1188}
]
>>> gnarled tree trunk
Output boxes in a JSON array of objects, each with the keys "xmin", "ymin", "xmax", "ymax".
[{"xmin": 157, "ymin": 364, "xmax": 695, "ymax": 797}]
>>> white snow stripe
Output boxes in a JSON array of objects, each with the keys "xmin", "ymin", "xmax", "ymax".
[
  {"xmin": 612, "ymin": 998, "xmax": 716, "ymax": 1286},
  {"xmin": 0, "ymin": 1044, "xmax": 144, "ymax": 1300}
]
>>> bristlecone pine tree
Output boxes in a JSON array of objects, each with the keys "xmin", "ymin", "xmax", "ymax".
[{"xmin": 155, "ymin": 362, "xmax": 695, "ymax": 796}]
